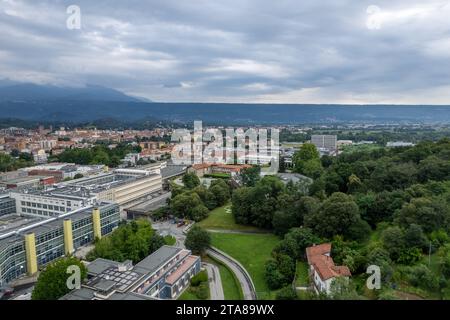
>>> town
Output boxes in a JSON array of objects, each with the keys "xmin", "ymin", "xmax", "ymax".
[{"xmin": 0, "ymin": 122, "xmax": 449, "ymax": 301}]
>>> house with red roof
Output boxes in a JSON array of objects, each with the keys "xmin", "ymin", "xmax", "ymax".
[{"xmin": 306, "ymin": 243, "xmax": 351, "ymax": 294}]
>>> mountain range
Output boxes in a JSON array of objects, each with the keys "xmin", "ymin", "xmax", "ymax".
[{"xmin": 0, "ymin": 82, "xmax": 450, "ymax": 125}]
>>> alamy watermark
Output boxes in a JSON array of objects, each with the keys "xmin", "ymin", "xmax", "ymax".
[
  {"xmin": 66, "ymin": 265, "xmax": 81, "ymax": 290},
  {"xmin": 171, "ymin": 121, "xmax": 280, "ymax": 174},
  {"xmin": 66, "ymin": 5, "xmax": 81, "ymax": 30},
  {"xmin": 366, "ymin": 5, "xmax": 382, "ymax": 30},
  {"xmin": 366, "ymin": 265, "xmax": 381, "ymax": 290}
]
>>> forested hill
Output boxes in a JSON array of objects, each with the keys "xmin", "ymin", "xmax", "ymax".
[{"xmin": 1, "ymin": 101, "xmax": 450, "ymax": 124}]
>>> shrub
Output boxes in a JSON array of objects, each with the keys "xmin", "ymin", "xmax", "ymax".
[{"xmin": 190, "ymin": 270, "xmax": 208, "ymax": 286}]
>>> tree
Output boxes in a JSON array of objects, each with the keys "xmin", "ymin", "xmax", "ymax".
[
  {"xmin": 276, "ymin": 286, "xmax": 298, "ymax": 300},
  {"xmin": 191, "ymin": 204, "xmax": 209, "ymax": 221},
  {"xmin": 240, "ymin": 166, "xmax": 261, "ymax": 187},
  {"xmin": 32, "ymin": 257, "xmax": 87, "ymax": 300},
  {"xmin": 395, "ymin": 197, "xmax": 450, "ymax": 233},
  {"xmin": 381, "ymin": 226, "xmax": 405, "ymax": 261},
  {"xmin": 304, "ymin": 192, "xmax": 362, "ymax": 240},
  {"xmin": 404, "ymin": 224, "xmax": 427, "ymax": 250},
  {"xmin": 231, "ymin": 176, "xmax": 286, "ymax": 229},
  {"xmin": 293, "ymin": 143, "xmax": 322, "ymax": 178},
  {"xmin": 264, "ymin": 259, "xmax": 287, "ymax": 290},
  {"xmin": 185, "ymin": 226, "xmax": 211, "ymax": 255},
  {"xmin": 86, "ymin": 219, "xmax": 164, "ymax": 263},
  {"xmin": 170, "ymin": 192, "xmax": 206, "ymax": 221},
  {"xmin": 273, "ymin": 227, "xmax": 321, "ymax": 260},
  {"xmin": 182, "ymin": 172, "xmax": 201, "ymax": 189},
  {"xmin": 209, "ymin": 179, "xmax": 231, "ymax": 206},
  {"xmin": 329, "ymin": 277, "xmax": 363, "ymax": 300},
  {"xmin": 347, "ymin": 174, "xmax": 364, "ymax": 194}
]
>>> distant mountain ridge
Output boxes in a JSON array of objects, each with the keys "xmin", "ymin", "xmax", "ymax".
[
  {"xmin": 1, "ymin": 100, "xmax": 449, "ymax": 125},
  {"xmin": 0, "ymin": 81, "xmax": 449, "ymax": 124},
  {"xmin": 0, "ymin": 82, "xmax": 146, "ymax": 102}
]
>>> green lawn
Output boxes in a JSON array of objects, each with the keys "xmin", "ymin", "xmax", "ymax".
[
  {"xmin": 197, "ymin": 204, "xmax": 264, "ymax": 232},
  {"xmin": 164, "ymin": 235, "xmax": 176, "ymax": 246},
  {"xmin": 203, "ymin": 256, "xmax": 244, "ymax": 300},
  {"xmin": 178, "ymin": 289, "xmax": 201, "ymax": 300},
  {"xmin": 295, "ymin": 261, "xmax": 309, "ymax": 287},
  {"xmin": 210, "ymin": 232, "xmax": 281, "ymax": 299}
]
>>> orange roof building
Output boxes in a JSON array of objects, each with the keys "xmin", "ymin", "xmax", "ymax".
[{"xmin": 306, "ymin": 243, "xmax": 351, "ymax": 294}]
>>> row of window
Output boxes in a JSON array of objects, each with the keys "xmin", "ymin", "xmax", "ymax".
[{"xmin": 21, "ymin": 201, "xmax": 67, "ymax": 212}]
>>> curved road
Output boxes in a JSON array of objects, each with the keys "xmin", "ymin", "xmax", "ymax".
[
  {"xmin": 203, "ymin": 262, "xmax": 224, "ymax": 300},
  {"xmin": 207, "ymin": 247, "xmax": 257, "ymax": 300}
]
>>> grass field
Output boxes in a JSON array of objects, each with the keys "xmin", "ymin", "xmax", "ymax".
[
  {"xmin": 295, "ymin": 261, "xmax": 309, "ymax": 287},
  {"xmin": 197, "ymin": 204, "xmax": 263, "ymax": 232},
  {"xmin": 178, "ymin": 289, "xmax": 200, "ymax": 300},
  {"xmin": 210, "ymin": 232, "xmax": 281, "ymax": 299},
  {"xmin": 203, "ymin": 256, "xmax": 244, "ymax": 300}
]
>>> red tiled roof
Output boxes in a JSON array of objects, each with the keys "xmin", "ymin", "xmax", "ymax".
[
  {"xmin": 306, "ymin": 243, "xmax": 351, "ymax": 281},
  {"xmin": 165, "ymin": 255, "xmax": 199, "ymax": 285}
]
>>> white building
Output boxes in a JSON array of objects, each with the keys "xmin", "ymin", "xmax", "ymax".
[
  {"xmin": 306, "ymin": 243, "xmax": 351, "ymax": 295},
  {"xmin": 311, "ymin": 135, "xmax": 337, "ymax": 151}
]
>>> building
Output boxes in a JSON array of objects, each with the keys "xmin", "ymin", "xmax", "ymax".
[
  {"xmin": 386, "ymin": 141, "xmax": 416, "ymax": 148},
  {"xmin": 20, "ymin": 163, "xmax": 106, "ymax": 180},
  {"xmin": 311, "ymin": 135, "xmax": 337, "ymax": 151},
  {"xmin": 61, "ymin": 245, "xmax": 201, "ymax": 300},
  {"xmin": 306, "ymin": 243, "xmax": 351, "ymax": 294},
  {"xmin": 33, "ymin": 149, "xmax": 48, "ymax": 164},
  {"xmin": 0, "ymin": 176, "xmax": 42, "ymax": 190},
  {"xmin": 0, "ymin": 196, "xmax": 16, "ymax": 217},
  {"xmin": 0, "ymin": 202, "xmax": 120, "ymax": 286},
  {"xmin": 188, "ymin": 163, "xmax": 252, "ymax": 177},
  {"xmin": 65, "ymin": 169, "xmax": 163, "ymax": 217},
  {"xmin": 9, "ymin": 168, "xmax": 163, "ymax": 220},
  {"xmin": 10, "ymin": 187, "xmax": 96, "ymax": 218}
]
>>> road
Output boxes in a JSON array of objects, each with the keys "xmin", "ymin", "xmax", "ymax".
[
  {"xmin": 207, "ymin": 247, "xmax": 257, "ymax": 300},
  {"xmin": 152, "ymin": 220, "xmax": 188, "ymax": 248},
  {"xmin": 203, "ymin": 263, "xmax": 224, "ymax": 300}
]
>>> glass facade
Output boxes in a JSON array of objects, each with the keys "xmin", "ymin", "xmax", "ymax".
[
  {"xmin": 0, "ymin": 203, "xmax": 120, "ymax": 285},
  {"xmin": 0, "ymin": 198, "xmax": 16, "ymax": 217}
]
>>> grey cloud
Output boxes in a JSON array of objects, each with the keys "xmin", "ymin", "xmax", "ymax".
[{"xmin": 1, "ymin": 0, "xmax": 450, "ymax": 103}]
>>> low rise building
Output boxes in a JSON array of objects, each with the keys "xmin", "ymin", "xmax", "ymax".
[
  {"xmin": 306, "ymin": 243, "xmax": 351, "ymax": 295},
  {"xmin": 61, "ymin": 245, "xmax": 201, "ymax": 300}
]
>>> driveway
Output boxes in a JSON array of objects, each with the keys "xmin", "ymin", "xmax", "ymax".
[{"xmin": 203, "ymin": 263, "xmax": 224, "ymax": 300}]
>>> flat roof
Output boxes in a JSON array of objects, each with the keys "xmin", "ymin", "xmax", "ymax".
[
  {"xmin": 133, "ymin": 246, "xmax": 182, "ymax": 275},
  {"xmin": 0, "ymin": 202, "xmax": 117, "ymax": 250}
]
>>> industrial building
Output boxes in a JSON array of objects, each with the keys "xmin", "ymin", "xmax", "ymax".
[
  {"xmin": 61, "ymin": 246, "xmax": 201, "ymax": 300},
  {"xmin": 0, "ymin": 196, "xmax": 16, "ymax": 217},
  {"xmin": 64, "ymin": 168, "xmax": 163, "ymax": 212},
  {"xmin": 0, "ymin": 202, "xmax": 120, "ymax": 286},
  {"xmin": 9, "ymin": 167, "xmax": 163, "ymax": 220}
]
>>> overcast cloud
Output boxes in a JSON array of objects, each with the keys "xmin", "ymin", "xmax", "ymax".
[{"xmin": 1, "ymin": 0, "xmax": 450, "ymax": 104}]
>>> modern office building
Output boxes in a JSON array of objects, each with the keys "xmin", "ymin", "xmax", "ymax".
[
  {"xmin": 9, "ymin": 168, "xmax": 163, "ymax": 220},
  {"xmin": 61, "ymin": 246, "xmax": 201, "ymax": 300},
  {"xmin": 10, "ymin": 187, "xmax": 96, "ymax": 218},
  {"xmin": 311, "ymin": 135, "xmax": 338, "ymax": 151},
  {"xmin": 0, "ymin": 196, "xmax": 16, "ymax": 217},
  {"xmin": 0, "ymin": 202, "xmax": 120, "ymax": 286},
  {"xmin": 64, "ymin": 169, "xmax": 163, "ymax": 215}
]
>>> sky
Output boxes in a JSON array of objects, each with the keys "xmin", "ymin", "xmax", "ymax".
[{"xmin": 1, "ymin": 0, "xmax": 450, "ymax": 104}]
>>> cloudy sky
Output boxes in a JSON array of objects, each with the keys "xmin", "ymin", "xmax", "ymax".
[{"xmin": 2, "ymin": 0, "xmax": 450, "ymax": 104}]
